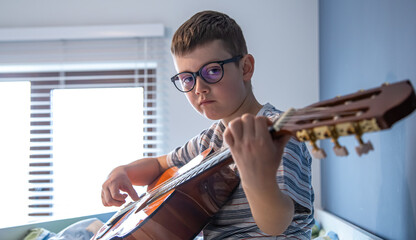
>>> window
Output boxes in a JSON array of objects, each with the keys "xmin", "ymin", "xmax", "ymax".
[
  {"xmin": 52, "ymin": 87, "xmax": 145, "ymax": 219},
  {"xmin": 0, "ymin": 82, "xmax": 31, "ymax": 227},
  {"xmin": 0, "ymin": 63, "xmax": 162, "ymax": 227},
  {"xmin": 0, "ymin": 27, "xmax": 169, "ymax": 227}
]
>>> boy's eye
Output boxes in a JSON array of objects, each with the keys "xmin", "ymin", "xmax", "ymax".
[
  {"xmin": 180, "ymin": 74, "xmax": 194, "ymax": 86},
  {"xmin": 207, "ymin": 67, "xmax": 221, "ymax": 75},
  {"xmin": 202, "ymin": 64, "xmax": 222, "ymax": 81}
]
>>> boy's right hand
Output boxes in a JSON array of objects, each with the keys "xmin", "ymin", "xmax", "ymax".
[
  {"xmin": 101, "ymin": 166, "xmax": 140, "ymax": 207},
  {"xmin": 101, "ymin": 156, "xmax": 168, "ymax": 207}
]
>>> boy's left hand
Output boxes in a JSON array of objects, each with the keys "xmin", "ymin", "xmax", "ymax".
[
  {"xmin": 224, "ymin": 114, "xmax": 294, "ymax": 235},
  {"xmin": 224, "ymin": 114, "xmax": 290, "ymax": 188}
]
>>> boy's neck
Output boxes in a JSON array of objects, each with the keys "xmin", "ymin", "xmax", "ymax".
[{"xmin": 221, "ymin": 92, "xmax": 263, "ymax": 126}]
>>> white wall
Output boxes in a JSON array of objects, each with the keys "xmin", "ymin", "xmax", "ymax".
[{"xmin": 0, "ymin": 0, "xmax": 320, "ymax": 206}]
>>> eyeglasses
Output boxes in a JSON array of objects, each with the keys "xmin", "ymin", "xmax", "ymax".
[{"xmin": 171, "ymin": 55, "xmax": 243, "ymax": 93}]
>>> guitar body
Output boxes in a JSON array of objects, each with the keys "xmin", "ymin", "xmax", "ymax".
[{"xmin": 93, "ymin": 154, "xmax": 239, "ymax": 240}]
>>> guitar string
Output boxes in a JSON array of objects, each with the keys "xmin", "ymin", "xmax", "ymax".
[
  {"xmin": 141, "ymin": 108, "xmax": 316, "ymax": 200},
  {"xmin": 145, "ymin": 148, "xmax": 232, "ymax": 201},
  {"xmin": 274, "ymin": 108, "xmax": 365, "ymax": 123},
  {"xmin": 287, "ymin": 107, "xmax": 362, "ymax": 115},
  {"xmin": 137, "ymin": 107, "xmax": 331, "ymax": 202},
  {"xmin": 135, "ymin": 106, "xmax": 362, "ymax": 203}
]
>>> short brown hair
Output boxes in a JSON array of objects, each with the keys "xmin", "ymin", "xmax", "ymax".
[{"xmin": 171, "ymin": 10, "xmax": 248, "ymax": 57}]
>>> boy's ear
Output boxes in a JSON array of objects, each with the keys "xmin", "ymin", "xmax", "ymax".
[{"xmin": 242, "ymin": 54, "xmax": 255, "ymax": 81}]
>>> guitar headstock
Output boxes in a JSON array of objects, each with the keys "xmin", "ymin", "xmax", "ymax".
[{"xmin": 273, "ymin": 80, "xmax": 416, "ymax": 159}]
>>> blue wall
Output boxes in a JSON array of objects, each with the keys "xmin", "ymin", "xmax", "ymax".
[{"xmin": 319, "ymin": 1, "xmax": 416, "ymax": 239}]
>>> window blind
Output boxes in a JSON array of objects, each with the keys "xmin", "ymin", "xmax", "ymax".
[{"xmin": 0, "ymin": 34, "xmax": 170, "ymax": 222}]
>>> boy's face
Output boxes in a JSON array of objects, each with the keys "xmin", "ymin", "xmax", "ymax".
[{"xmin": 173, "ymin": 40, "xmax": 249, "ymax": 123}]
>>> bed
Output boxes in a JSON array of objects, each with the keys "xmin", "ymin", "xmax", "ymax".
[{"xmin": 0, "ymin": 209, "xmax": 383, "ymax": 239}]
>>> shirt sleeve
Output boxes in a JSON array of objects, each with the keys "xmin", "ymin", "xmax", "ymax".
[
  {"xmin": 278, "ymin": 137, "xmax": 314, "ymax": 215},
  {"xmin": 165, "ymin": 129, "xmax": 206, "ymax": 168},
  {"xmin": 261, "ymin": 104, "xmax": 314, "ymax": 214}
]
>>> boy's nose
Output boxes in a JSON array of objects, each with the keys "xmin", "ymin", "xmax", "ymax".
[{"xmin": 194, "ymin": 76, "xmax": 210, "ymax": 94}]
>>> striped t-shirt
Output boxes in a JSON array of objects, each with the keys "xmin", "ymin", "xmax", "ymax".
[{"xmin": 166, "ymin": 103, "xmax": 314, "ymax": 239}]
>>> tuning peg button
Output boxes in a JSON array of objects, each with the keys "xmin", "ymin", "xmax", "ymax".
[
  {"xmin": 355, "ymin": 140, "xmax": 374, "ymax": 156},
  {"xmin": 333, "ymin": 145, "xmax": 349, "ymax": 156},
  {"xmin": 331, "ymin": 137, "xmax": 348, "ymax": 157},
  {"xmin": 312, "ymin": 148, "xmax": 327, "ymax": 159},
  {"xmin": 309, "ymin": 140, "xmax": 327, "ymax": 159}
]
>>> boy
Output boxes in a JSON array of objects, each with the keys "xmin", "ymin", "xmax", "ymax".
[{"xmin": 101, "ymin": 10, "xmax": 314, "ymax": 239}]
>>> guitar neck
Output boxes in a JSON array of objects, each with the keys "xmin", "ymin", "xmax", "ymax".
[{"xmin": 271, "ymin": 80, "xmax": 416, "ymax": 158}]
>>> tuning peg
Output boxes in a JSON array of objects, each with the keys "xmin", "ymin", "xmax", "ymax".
[
  {"xmin": 334, "ymin": 146, "xmax": 349, "ymax": 156},
  {"xmin": 355, "ymin": 135, "xmax": 374, "ymax": 156},
  {"xmin": 310, "ymin": 140, "xmax": 327, "ymax": 159},
  {"xmin": 331, "ymin": 138, "xmax": 349, "ymax": 156},
  {"xmin": 312, "ymin": 148, "xmax": 327, "ymax": 159}
]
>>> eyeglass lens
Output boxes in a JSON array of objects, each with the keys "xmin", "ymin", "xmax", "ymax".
[{"xmin": 175, "ymin": 62, "xmax": 223, "ymax": 92}]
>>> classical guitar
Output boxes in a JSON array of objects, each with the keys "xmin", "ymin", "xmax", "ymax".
[{"xmin": 92, "ymin": 80, "xmax": 416, "ymax": 240}]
